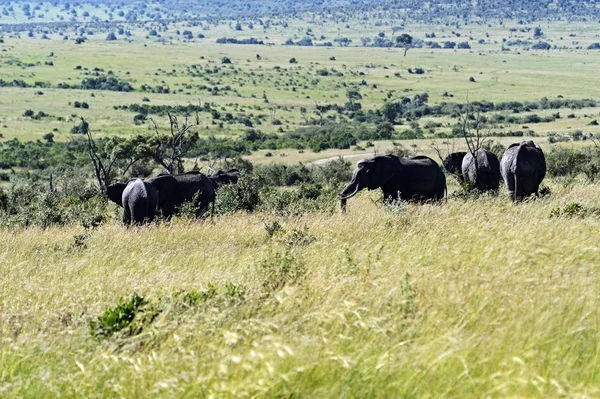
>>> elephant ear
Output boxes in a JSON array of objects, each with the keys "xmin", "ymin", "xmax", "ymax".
[
  {"xmin": 150, "ymin": 175, "xmax": 178, "ymax": 205},
  {"xmin": 368, "ymin": 155, "xmax": 399, "ymax": 190},
  {"xmin": 107, "ymin": 183, "xmax": 127, "ymax": 207}
]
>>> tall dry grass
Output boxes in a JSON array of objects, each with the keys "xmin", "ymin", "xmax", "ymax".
[{"xmin": 2, "ymin": 183, "xmax": 600, "ymax": 397}]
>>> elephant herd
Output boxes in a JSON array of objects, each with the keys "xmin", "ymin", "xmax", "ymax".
[
  {"xmin": 340, "ymin": 140, "xmax": 547, "ymax": 208},
  {"xmin": 106, "ymin": 140, "xmax": 546, "ymax": 224},
  {"xmin": 107, "ymin": 169, "xmax": 239, "ymax": 225}
]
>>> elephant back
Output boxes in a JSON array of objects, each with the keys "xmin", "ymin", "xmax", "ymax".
[
  {"xmin": 403, "ymin": 155, "xmax": 439, "ymax": 167},
  {"xmin": 463, "ymin": 149, "xmax": 500, "ymax": 174},
  {"xmin": 173, "ymin": 172, "xmax": 215, "ymax": 204},
  {"xmin": 515, "ymin": 141, "xmax": 546, "ymax": 183},
  {"xmin": 500, "ymin": 144, "xmax": 520, "ymax": 174}
]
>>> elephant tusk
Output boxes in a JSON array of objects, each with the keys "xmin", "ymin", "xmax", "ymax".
[{"xmin": 340, "ymin": 185, "xmax": 360, "ymax": 201}]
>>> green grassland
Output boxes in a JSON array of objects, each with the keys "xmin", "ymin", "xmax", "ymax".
[
  {"xmin": 2, "ymin": 30, "xmax": 600, "ymax": 144},
  {"xmin": 2, "ymin": 183, "xmax": 600, "ymax": 397}
]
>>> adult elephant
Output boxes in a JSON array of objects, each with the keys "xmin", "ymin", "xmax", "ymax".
[
  {"xmin": 443, "ymin": 152, "xmax": 467, "ymax": 181},
  {"xmin": 500, "ymin": 140, "xmax": 546, "ymax": 202},
  {"xmin": 209, "ymin": 168, "xmax": 240, "ymax": 189},
  {"xmin": 147, "ymin": 171, "xmax": 215, "ymax": 218},
  {"xmin": 462, "ymin": 149, "xmax": 501, "ymax": 191},
  {"xmin": 340, "ymin": 154, "xmax": 446, "ymax": 210},
  {"xmin": 107, "ymin": 175, "xmax": 176, "ymax": 225}
]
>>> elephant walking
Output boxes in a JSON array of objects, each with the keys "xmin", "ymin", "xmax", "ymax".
[
  {"xmin": 147, "ymin": 171, "xmax": 215, "ymax": 218},
  {"xmin": 443, "ymin": 152, "xmax": 467, "ymax": 181},
  {"xmin": 340, "ymin": 154, "xmax": 446, "ymax": 210},
  {"xmin": 462, "ymin": 149, "xmax": 501, "ymax": 191},
  {"xmin": 108, "ymin": 175, "xmax": 177, "ymax": 225},
  {"xmin": 500, "ymin": 140, "xmax": 546, "ymax": 201}
]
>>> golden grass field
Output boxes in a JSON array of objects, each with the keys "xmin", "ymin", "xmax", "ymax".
[
  {"xmin": 2, "ymin": 180, "xmax": 600, "ymax": 397},
  {"xmin": 3, "ymin": 10, "xmax": 600, "ymax": 397}
]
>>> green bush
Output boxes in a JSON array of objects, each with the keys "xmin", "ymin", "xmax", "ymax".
[
  {"xmin": 546, "ymin": 147, "xmax": 592, "ymax": 178},
  {"xmin": 214, "ymin": 175, "xmax": 264, "ymax": 214}
]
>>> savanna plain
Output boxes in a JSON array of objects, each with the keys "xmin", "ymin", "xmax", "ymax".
[{"xmin": 2, "ymin": 0, "xmax": 600, "ymax": 397}]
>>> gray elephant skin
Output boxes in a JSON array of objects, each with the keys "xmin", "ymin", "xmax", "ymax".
[
  {"xmin": 209, "ymin": 168, "xmax": 240, "ymax": 189},
  {"xmin": 107, "ymin": 175, "xmax": 176, "ymax": 225},
  {"xmin": 147, "ymin": 171, "xmax": 215, "ymax": 218},
  {"xmin": 500, "ymin": 140, "xmax": 546, "ymax": 201},
  {"xmin": 340, "ymin": 154, "xmax": 446, "ymax": 209},
  {"xmin": 462, "ymin": 149, "xmax": 501, "ymax": 191},
  {"xmin": 443, "ymin": 152, "xmax": 467, "ymax": 181}
]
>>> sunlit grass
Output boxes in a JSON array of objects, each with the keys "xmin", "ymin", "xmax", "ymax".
[{"xmin": 2, "ymin": 181, "xmax": 600, "ymax": 397}]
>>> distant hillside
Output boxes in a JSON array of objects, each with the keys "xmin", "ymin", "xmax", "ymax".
[{"xmin": 0, "ymin": 0, "xmax": 599, "ymax": 24}]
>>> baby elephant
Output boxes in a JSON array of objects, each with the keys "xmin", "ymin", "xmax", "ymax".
[{"xmin": 107, "ymin": 175, "xmax": 176, "ymax": 225}]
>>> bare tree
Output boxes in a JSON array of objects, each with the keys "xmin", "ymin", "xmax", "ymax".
[
  {"xmin": 83, "ymin": 117, "xmax": 145, "ymax": 194},
  {"xmin": 430, "ymin": 139, "xmax": 457, "ymax": 164},
  {"xmin": 269, "ymin": 105, "xmax": 277, "ymax": 124},
  {"xmin": 457, "ymin": 100, "xmax": 490, "ymax": 185},
  {"xmin": 150, "ymin": 112, "xmax": 200, "ymax": 175}
]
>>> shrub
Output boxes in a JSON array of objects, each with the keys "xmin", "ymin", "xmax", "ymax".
[
  {"xmin": 214, "ymin": 175, "xmax": 264, "ymax": 214},
  {"xmin": 531, "ymin": 41, "xmax": 551, "ymax": 50},
  {"xmin": 89, "ymin": 293, "xmax": 145, "ymax": 339},
  {"xmin": 546, "ymin": 147, "xmax": 593, "ymax": 178}
]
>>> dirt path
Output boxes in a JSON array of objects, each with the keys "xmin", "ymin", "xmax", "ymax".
[{"xmin": 305, "ymin": 152, "xmax": 375, "ymax": 167}]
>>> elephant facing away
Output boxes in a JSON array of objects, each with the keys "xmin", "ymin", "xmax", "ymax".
[
  {"xmin": 340, "ymin": 154, "xmax": 446, "ymax": 210},
  {"xmin": 147, "ymin": 171, "xmax": 215, "ymax": 218},
  {"xmin": 462, "ymin": 149, "xmax": 501, "ymax": 191},
  {"xmin": 107, "ymin": 175, "xmax": 177, "ymax": 225},
  {"xmin": 443, "ymin": 152, "xmax": 467, "ymax": 181},
  {"xmin": 209, "ymin": 168, "xmax": 240, "ymax": 189},
  {"xmin": 500, "ymin": 140, "xmax": 546, "ymax": 201}
]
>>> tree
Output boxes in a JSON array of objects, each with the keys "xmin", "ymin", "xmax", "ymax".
[
  {"xmin": 533, "ymin": 26, "xmax": 543, "ymax": 38},
  {"xmin": 346, "ymin": 88, "xmax": 362, "ymax": 108},
  {"xmin": 457, "ymin": 100, "xmax": 488, "ymax": 186},
  {"xmin": 334, "ymin": 37, "xmax": 352, "ymax": 47},
  {"xmin": 150, "ymin": 113, "xmax": 200, "ymax": 174},
  {"xmin": 43, "ymin": 132, "xmax": 54, "ymax": 143},
  {"xmin": 106, "ymin": 32, "xmax": 117, "ymax": 41},
  {"xmin": 396, "ymin": 33, "xmax": 413, "ymax": 56},
  {"xmin": 314, "ymin": 103, "xmax": 332, "ymax": 126},
  {"xmin": 381, "ymin": 101, "xmax": 401, "ymax": 123},
  {"xmin": 82, "ymin": 118, "xmax": 150, "ymax": 194}
]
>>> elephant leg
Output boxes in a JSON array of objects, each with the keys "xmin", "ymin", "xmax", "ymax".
[
  {"xmin": 503, "ymin": 172, "xmax": 515, "ymax": 201},
  {"xmin": 147, "ymin": 204, "xmax": 156, "ymax": 223},
  {"xmin": 514, "ymin": 174, "xmax": 524, "ymax": 202},
  {"xmin": 160, "ymin": 201, "xmax": 175, "ymax": 220},
  {"xmin": 123, "ymin": 209, "xmax": 131, "ymax": 226}
]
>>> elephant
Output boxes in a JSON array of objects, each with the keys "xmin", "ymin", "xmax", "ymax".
[
  {"xmin": 340, "ymin": 154, "xmax": 446, "ymax": 210},
  {"xmin": 107, "ymin": 175, "xmax": 176, "ymax": 225},
  {"xmin": 500, "ymin": 140, "xmax": 546, "ymax": 201},
  {"xmin": 461, "ymin": 149, "xmax": 501, "ymax": 191},
  {"xmin": 209, "ymin": 168, "xmax": 240, "ymax": 189},
  {"xmin": 147, "ymin": 171, "xmax": 215, "ymax": 218},
  {"xmin": 443, "ymin": 152, "xmax": 467, "ymax": 181}
]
